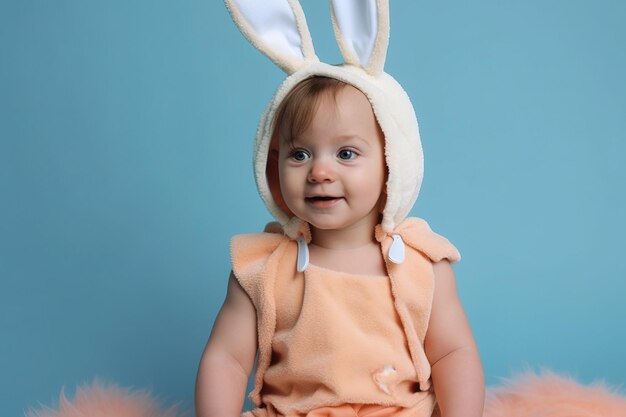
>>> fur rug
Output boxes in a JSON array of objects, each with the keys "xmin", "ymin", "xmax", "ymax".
[
  {"xmin": 26, "ymin": 381, "xmax": 185, "ymax": 417},
  {"xmin": 484, "ymin": 371, "xmax": 626, "ymax": 417},
  {"xmin": 26, "ymin": 372, "xmax": 626, "ymax": 417}
]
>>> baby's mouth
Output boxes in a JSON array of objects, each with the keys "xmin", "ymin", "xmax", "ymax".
[{"xmin": 305, "ymin": 196, "xmax": 343, "ymax": 206}]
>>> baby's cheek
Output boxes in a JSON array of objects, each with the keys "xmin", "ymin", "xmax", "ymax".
[
  {"xmin": 289, "ymin": 182, "xmax": 308, "ymax": 205},
  {"xmin": 358, "ymin": 179, "xmax": 385, "ymax": 202}
]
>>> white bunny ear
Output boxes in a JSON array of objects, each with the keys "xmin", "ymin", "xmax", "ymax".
[
  {"xmin": 330, "ymin": 0, "xmax": 390, "ymax": 75},
  {"xmin": 225, "ymin": 0, "xmax": 317, "ymax": 74}
]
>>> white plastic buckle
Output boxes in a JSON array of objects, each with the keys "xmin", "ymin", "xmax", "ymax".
[
  {"xmin": 296, "ymin": 236, "xmax": 309, "ymax": 272},
  {"xmin": 388, "ymin": 234, "xmax": 405, "ymax": 264}
]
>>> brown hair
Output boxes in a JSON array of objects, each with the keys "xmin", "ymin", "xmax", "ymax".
[{"xmin": 272, "ymin": 76, "xmax": 348, "ymax": 147}]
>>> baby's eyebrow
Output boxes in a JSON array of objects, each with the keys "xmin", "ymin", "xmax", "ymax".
[
  {"xmin": 335, "ymin": 135, "xmax": 372, "ymax": 148},
  {"xmin": 285, "ymin": 134, "xmax": 372, "ymax": 149},
  {"xmin": 284, "ymin": 137, "xmax": 305, "ymax": 148}
]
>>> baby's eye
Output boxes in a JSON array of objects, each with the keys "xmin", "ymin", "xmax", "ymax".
[
  {"xmin": 291, "ymin": 149, "xmax": 310, "ymax": 161},
  {"xmin": 338, "ymin": 149, "xmax": 357, "ymax": 160}
]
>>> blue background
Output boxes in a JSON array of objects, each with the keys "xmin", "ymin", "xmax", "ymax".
[{"xmin": 2, "ymin": 1, "xmax": 625, "ymax": 416}]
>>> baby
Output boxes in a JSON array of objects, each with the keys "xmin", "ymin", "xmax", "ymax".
[{"xmin": 196, "ymin": 1, "xmax": 484, "ymax": 417}]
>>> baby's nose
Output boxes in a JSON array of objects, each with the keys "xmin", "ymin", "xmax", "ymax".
[{"xmin": 307, "ymin": 158, "xmax": 335, "ymax": 182}]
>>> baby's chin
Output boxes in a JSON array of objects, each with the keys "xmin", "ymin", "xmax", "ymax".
[{"xmin": 307, "ymin": 218, "xmax": 376, "ymax": 235}]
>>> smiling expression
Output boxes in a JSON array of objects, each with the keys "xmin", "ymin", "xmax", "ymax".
[{"xmin": 278, "ymin": 85, "xmax": 386, "ymax": 236}]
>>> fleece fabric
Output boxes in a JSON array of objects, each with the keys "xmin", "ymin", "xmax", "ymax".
[{"xmin": 231, "ymin": 218, "xmax": 460, "ymax": 417}]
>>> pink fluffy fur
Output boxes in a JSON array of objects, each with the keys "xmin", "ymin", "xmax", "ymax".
[
  {"xmin": 26, "ymin": 372, "xmax": 626, "ymax": 417},
  {"xmin": 484, "ymin": 371, "xmax": 626, "ymax": 417},
  {"xmin": 26, "ymin": 380, "xmax": 185, "ymax": 417}
]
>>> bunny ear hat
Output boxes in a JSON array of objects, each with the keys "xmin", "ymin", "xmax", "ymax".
[{"xmin": 225, "ymin": 0, "xmax": 423, "ymax": 241}]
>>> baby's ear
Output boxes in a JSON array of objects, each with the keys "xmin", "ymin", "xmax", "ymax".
[
  {"xmin": 330, "ymin": 0, "xmax": 390, "ymax": 75},
  {"xmin": 224, "ymin": 0, "xmax": 318, "ymax": 74}
]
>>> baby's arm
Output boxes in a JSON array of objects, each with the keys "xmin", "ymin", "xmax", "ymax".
[
  {"xmin": 195, "ymin": 272, "xmax": 257, "ymax": 417},
  {"xmin": 424, "ymin": 261, "xmax": 485, "ymax": 417}
]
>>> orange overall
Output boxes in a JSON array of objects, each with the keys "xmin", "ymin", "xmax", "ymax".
[{"xmin": 231, "ymin": 218, "xmax": 460, "ymax": 417}]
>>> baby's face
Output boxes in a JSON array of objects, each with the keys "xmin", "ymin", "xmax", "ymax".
[{"xmin": 278, "ymin": 85, "xmax": 386, "ymax": 235}]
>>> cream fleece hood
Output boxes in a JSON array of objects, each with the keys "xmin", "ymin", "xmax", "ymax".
[{"xmin": 225, "ymin": 0, "xmax": 424, "ymax": 240}]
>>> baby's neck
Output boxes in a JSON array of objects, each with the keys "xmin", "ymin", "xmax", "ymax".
[
  {"xmin": 309, "ymin": 215, "xmax": 379, "ymax": 250},
  {"xmin": 307, "ymin": 240, "xmax": 386, "ymax": 276},
  {"xmin": 308, "ymin": 225, "xmax": 386, "ymax": 276},
  {"xmin": 309, "ymin": 229, "xmax": 374, "ymax": 250}
]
